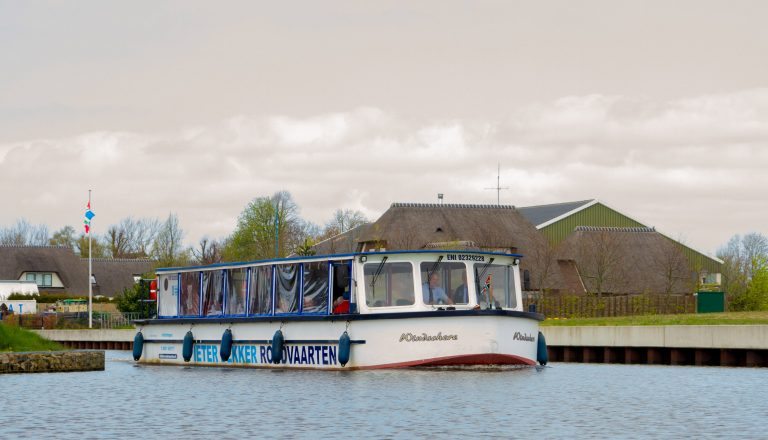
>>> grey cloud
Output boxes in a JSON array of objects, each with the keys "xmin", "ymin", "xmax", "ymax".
[{"xmin": 2, "ymin": 90, "xmax": 766, "ymax": 254}]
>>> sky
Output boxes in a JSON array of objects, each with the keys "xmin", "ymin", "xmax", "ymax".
[{"xmin": 1, "ymin": 0, "xmax": 766, "ymax": 256}]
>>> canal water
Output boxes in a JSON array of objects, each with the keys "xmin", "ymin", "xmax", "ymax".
[{"xmin": 2, "ymin": 351, "xmax": 766, "ymax": 439}]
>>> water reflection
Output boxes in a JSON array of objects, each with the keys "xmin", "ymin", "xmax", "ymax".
[{"xmin": 2, "ymin": 351, "xmax": 766, "ymax": 439}]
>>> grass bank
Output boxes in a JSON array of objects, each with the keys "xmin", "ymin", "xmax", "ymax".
[
  {"xmin": 0, "ymin": 323, "xmax": 65, "ymax": 352},
  {"xmin": 540, "ymin": 311, "xmax": 768, "ymax": 326}
]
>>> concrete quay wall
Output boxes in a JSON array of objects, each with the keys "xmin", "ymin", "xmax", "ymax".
[
  {"xmin": 541, "ymin": 325, "xmax": 768, "ymax": 367},
  {"xmin": 33, "ymin": 329, "xmax": 135, "ymax": 350},
  {"xmin": 542, "ymin": 325, "xmax": 768, "ymax": 349},
  {"xmin": 0, "ymin": 350, "xmax": 105, "ymax": 374}
]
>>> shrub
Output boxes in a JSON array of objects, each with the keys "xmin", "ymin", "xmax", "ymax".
[{"xmin": 115, "ymin": 281, "xmax": 154, "ymax": 317}]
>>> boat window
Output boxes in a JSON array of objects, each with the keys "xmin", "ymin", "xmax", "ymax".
[
  {"xmin": 473, "ymin": 263, "xmax": 515, "ymax": 309},
  {"xmin": 275, "ymin": 264, "xmax": 299, "ymax": 314},
  {"xmin": 157, "ymin": 274, "xmax": 179, "ymax": 317},
  {"xmin": 420, "ymin": 262, "xmax": 469, "ymax": 305},
  {"xmin": 202, "ymin": 270, "xmax": 224, "ymax": 316},
  {"xmin": 302, "ymin": 262, "xmax": 329, "ymax": 313},
  {"xmin": 179, "ymin": 272, "xmax": 201, "ymax": 316},
  {"xmin": 331, "ymin": 263, "xmax": 352, "ymax": 314},
  {"xmin": 226, "ymin": 268, "xmax": 248, "ymax": 315},
  {"xmin": 364, "ymin": 262, "xmax": 414, "ymax": 307},
  {"xmin": 249, "ymin": 265, "xmax": 273, "ymax": 315}
]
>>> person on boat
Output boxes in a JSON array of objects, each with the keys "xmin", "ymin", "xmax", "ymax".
[
  {"xmin": 453, "ymin": 272, "xmax": 470, "ymax": 304},
  {"xmin": 422, "ymin": 273, "xmax": 453, "ymax": 305},
  {"xmin": 332, "ymin": 290, "xmax": 350, "ymax": 314}
]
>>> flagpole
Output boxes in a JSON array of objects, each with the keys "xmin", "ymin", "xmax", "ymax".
[{"xmin": 88, "ymin": 189, "xmax": 92, "ymax": 329}]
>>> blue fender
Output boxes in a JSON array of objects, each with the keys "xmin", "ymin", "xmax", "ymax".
[
  {"xmin": 271, "ymin": 329, "xmax": 284, "ymax": 364},
  {"xmin": 183, "ymin": 330, "xmax": 195, "ymax": 362},
  {"xmin": 338, "ymin": 331, "xmax": 351, "ymax": 367},
  {"xmin": 537, "ymin": 331, "xmax": 548, "ymax": 366},
  {"xmin": 220, "ymin": 329, "xmax": 233, "ymax": 362},
  {"xmin": 132, "ymin": 331, "xmax": 144, "ymax": 361}
]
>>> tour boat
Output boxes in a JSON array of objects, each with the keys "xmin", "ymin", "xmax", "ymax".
[{"xmin": 132, "ymin": 250, "xmax": 547, "ymax": 369}]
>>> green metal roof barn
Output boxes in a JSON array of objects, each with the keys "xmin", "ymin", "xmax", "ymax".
[{"xmin": 517, "ymin": 199, "xmax": 722, "ymax": 276}]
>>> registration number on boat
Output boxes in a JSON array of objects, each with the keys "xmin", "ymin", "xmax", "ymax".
[{"xmin": 446, "ymin": 254, "xmax": 485, "ymax": 262}]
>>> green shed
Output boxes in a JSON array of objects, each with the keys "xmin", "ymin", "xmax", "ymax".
[{"xmin": 696, "ymin": 291, "xmax": 725, "ymax": 313}]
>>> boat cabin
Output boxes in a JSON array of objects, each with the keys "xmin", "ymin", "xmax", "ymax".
[{"xmin": 155, "ymin": 250, "xmax": 523, "ymax": 319}]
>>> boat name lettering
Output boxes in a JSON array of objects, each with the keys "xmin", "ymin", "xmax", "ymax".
[
  {"xmin": 192, "ymin": 344, "xmax": 338, "ymax": 366},
  {"xmin": 512, "ymin": 332, "xmax": 535, "ymax": 342},
  {"xmin": 159, "ymin": 353, "xmax": 177, "ymax": 359},
  {"xmin": 399, "ymin": 332, "xmax": 458, "ymax": 342},
  {"xmin": 446, "ymin": 254, "xmax": 485, "ymax": 262}
]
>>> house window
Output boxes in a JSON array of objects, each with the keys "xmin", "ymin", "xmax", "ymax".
[{"xmin": 25, "ymin": 272, "xmax": 53, "ymax": 287}]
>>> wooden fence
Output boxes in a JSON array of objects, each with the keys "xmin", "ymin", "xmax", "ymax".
[
  {"xmin": 1, "ymin": 312, "xmax": 142, "ymax": 330},
  {"xmin": 523, "ymin": 294, "xmax": 696, "ymax": 318}
]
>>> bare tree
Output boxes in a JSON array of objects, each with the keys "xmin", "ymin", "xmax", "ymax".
[
  {"xmin": 717, "ymin": 234, "xmax": 748, "ymax": 297},
  {"xmin": 130, "ymin": 217, "xmax": 161, "ymax": 256},
  {"xmin": 0, "ymin": 219, "xmax": 50, "ymax": 246},
  {"xmin": 321, "ymin": 209, "xmax": 368, "ymax": 239},
  {"xmin": 655, "ymin": 238, "xmax": 694, "ymax": 295},
  {"xmin": 287, "ymin": 219, "xmax": 321, "ymax": 256},
  {"xmin": 105, "ymin": 217, "xmax": 161, "ymax": 258},
  {"xmin": 573, "ymin": 229, "xmax": 627, "ymax": 297},
  {"xmin": 717, "ymin": 232, "xmax": 768, "ymax": 300},
  {"xmin": 524, "ymin": 230, "xmax": 560, "ymax": 294},
  {"xmin": 153, "ymin": 213, "xmax": 188, "ymax": 266},
  {"xmin": 107, "ymin": 225, "xmax": 131, "ymax": 258},
  {"xmin": 743, "ymin": 232, "xmax": 768, "ymax": 280},
  {"xmin": 192, "ymin": 237, "xmax": 223, "ymax": 265}
]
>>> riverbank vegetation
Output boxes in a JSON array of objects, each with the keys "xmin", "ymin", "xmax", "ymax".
[
  {"xmin": 0, "ymin": 323, "xmax": 64, "ymax": 352},
  {"xmin": 541, "ymin": 311, "xmax": 768, "ymax": 326},
  {"xmin": 718, "ymin": 233, "xmax": 768, "ymax": 311}
]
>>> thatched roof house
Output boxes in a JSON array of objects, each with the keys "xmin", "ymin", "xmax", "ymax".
[
  {"xmin": 0, "ymin": 245, "xmax": 154, "ymax": 297},
  {"xmin": 91, "ymin": 258, "xmax": 156, "ymax": 298},
  {"xmin": 352, "ymin": 203, "xmax": 540, "ymax": 253},
  {"xmin": 312, "ymin": 223, "xmax": 373, "ymax": 256},
  {"xmin": 312, "ymin": 201, "xmax": 711, "ymax": 296}
]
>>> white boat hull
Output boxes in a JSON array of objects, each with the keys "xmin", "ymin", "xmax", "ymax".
[{"xmin": 137, "ymin": 312, "xmax": 542, "ymax": 370}]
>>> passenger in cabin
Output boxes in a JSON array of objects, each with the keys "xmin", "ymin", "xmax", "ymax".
[
  {"xmin": 453, "ymin": 272, "xmax": 469, "ymax": 304},
  {"xmin": 422, "ymin": 273, "xmax": 453, "ymax": 305},
  {"xmin": 332, "ymin": 291, "xmax": 350, "ymax": 314}
]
